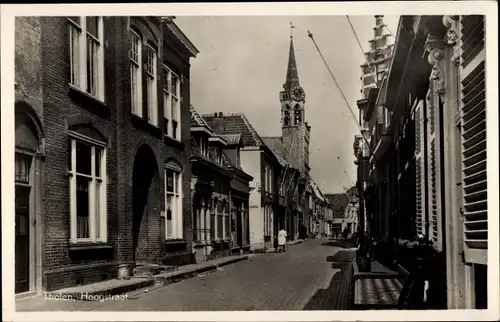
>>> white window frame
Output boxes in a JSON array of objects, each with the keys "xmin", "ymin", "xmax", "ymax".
[
  {"xmin": 199, "ymin": 136, "xmax": 208, "ymax": 158},
  {"xmin": 163, "ymin": 66, "xmax": 182, "ymax": 141},
  {"xmin": 164, "ymin": 165, "xmax": 183, "ymax": 240},
  {"xmin": 129, "ymin": 29, "xmax": 143, "ymax": 117},
  {"xmin": 145, "ymin": 45, "xmax": 158, "ymax": 126},
  {"xmin": 224, "ymin": 202, "xmax": 230, "ymax": 239},
  {"xmin": 69, "ymin": 132, "xmax": 107, "ymax": 244},
  {"xmin": 68, "ymin": 16, "xmax": 105, "ymax": 101}
]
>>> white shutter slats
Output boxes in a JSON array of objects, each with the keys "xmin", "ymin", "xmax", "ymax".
[{"xmin": 459, "ymin": 15, "xmax": 487, "ymax": 264}]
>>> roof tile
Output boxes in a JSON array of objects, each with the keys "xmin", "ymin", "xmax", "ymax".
[{"xmin": 202, "ymin": 113, "xmax": 264, "ymax": 147}]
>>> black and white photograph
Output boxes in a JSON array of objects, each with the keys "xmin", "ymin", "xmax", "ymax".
[{"xmin": 1, "ymin": 2, "xmax": 498, "ymax": 321}]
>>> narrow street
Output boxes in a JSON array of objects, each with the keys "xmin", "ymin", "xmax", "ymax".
[{"xmin": 17, "ymin": 240, "xmax": 355, "ymax": 311}]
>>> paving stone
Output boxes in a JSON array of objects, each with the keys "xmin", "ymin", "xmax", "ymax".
[{"xmin": 17, "ymin": 240, "xmax": 354, "ymax": 311}]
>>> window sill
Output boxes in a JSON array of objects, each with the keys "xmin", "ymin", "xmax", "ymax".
[
  {"xmin": 69, "ymin": 242, "xmax": 112, "ymax": 251},
  {"xmin": 164, "ymin": 134, "xmax": 184, "ymax": 150},
  {"xmin": 129, "ymin": 113, "xmax": 162, "ymax": 138},
  {"xmin": 68, "ymin": 84, "xmax": 109, "ymax": 119},
  {"xmin": 165, "ymin": 238, "xmax": 186, "ymax": 244}
]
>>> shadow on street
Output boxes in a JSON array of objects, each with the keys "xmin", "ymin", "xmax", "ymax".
[
  {"xmin": 303, "ymin": 249, "xmax": 355, "ymax": 310},
  {"xmin": 321, "ymin": 239, "xmax": 357, "ymax": 249}
]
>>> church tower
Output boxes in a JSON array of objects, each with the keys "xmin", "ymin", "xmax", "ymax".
[{"xmin": 279, "ymin": 29, "xmax": 311, "ymax": 176}]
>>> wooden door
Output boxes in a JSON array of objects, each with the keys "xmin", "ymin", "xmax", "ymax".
[{"xmin": 15, "ymin": 185, "xmax": 31, "ymax": 293}]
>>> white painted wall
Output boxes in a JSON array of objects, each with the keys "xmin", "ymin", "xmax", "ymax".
[{"xmin": 240, "ymin": 148, "xmax": 265, "ymax": 250}]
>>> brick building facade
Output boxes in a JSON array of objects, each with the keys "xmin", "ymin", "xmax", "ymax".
[{"xmin": 14, "ymin": 16, "xmax": 198, "ymax": 294}]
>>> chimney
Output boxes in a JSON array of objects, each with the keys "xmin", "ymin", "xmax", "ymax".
[{"xmin": 213, "ymin": 112, "xmax": 225, "ymax": 134}]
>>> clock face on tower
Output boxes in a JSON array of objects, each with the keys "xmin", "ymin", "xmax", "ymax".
[{"xmin": 292, "ymin": 86, "xmax": 305, "ymax": 101}]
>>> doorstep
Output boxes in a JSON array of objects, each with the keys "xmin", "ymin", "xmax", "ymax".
[
  {"xmin": 146, "ymin": 254, "xmax": 249, "ymax": 286},
  {"xmin": 42, "ymin": 278, "xmax": 155, "ymax": 301},
  {"xmin": 353, "ymin": 259, "xmax": 403, "ymax": 280},
  {"xmin": 352, "ymin": 259, "xmax": 404, "ymax": 310}
]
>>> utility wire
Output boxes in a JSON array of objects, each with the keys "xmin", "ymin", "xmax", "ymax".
[{"xmin": 307, "ymin": 30, "xmax": 387, "ymax": 180}]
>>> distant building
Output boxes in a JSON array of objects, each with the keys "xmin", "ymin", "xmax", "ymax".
[
  {"xmin": 201, "ymin": 113, "xmax": 282, "ymax": 252},
  {"xmin": 189, "ymin": 107, "xmax": 253, "ymax": 263},
  {"xmin": 325, "ymin": 187, "xmax": 359, "ymax": 238}
]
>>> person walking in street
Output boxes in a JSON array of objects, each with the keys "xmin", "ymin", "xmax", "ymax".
[
  {"xmin": 342, "ymin": 227, "xmax": 349, "ymax": 240},
  {"xmin": 277, "ymin": 227, "xmax": 287, "ymax": 252}
]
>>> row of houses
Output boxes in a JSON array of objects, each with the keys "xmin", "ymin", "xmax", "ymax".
[
  {"xmin": 13, "ymin": 16, "xmax": 335, "ymax": 295},
  {"xmin": 353, "ymin": 15, "xmax": 487, "ymax": 309}
]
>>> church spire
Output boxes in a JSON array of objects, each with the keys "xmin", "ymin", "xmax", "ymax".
[{"xmin": 283, "ymin": 23, "xmax": 299, "ymax": 90}]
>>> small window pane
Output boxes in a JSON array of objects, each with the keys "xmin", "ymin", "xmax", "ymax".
[
  {"xmin": 171, "ymin": 74, "xmax": 178, "ymax": 95},
  {"xmin": 172, "ymin": 121, "xmax": 178, "ymax": 140},
  {"xmin": 166, "ymin": 170, "xmax": 174, "ymax": 193},
  {"xmin": 146, "ymin": 47, "xmax": 155, "ymax": 75},
  {"xmin": 95, "ymin": 180, "xmax": 101, "ymax": 239},
  {"xmin": 95, "ymin": 148, "xmax": 101, "ymax": 177},
  {"xmin": 15, "ymin": 153, "xmax": 32, "ymax": 183},
  {"xmin": 130, "ymin": 32, "xmax": 139, "ymax": 62},
  {"xmin": 69, "ymin": 25, "xmax": 81, "ymax": 86},
  {"xmin": 76, "ymin": 175, "xmax": 90, "ymax": 239},
  {"xmin": 86, "ymin": 16, "xmax": 99, "ymax": 39},
  {"xmin": 76, "ymin": 142, "xmax": 92, "ymax": 175},
  {"xmin": 166, "ymin": 195, "xmax": 173, "ymax": 237},
  {"xmin": 163, "ymin": 70, "xmax": 170, "ymax": 91},
  {"xmin": 86, "ymin": 36, "xmax": 99, "ymax": 96}
]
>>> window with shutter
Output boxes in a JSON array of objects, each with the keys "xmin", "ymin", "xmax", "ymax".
[
  {"xmin": 425, "ymin": 83, "xmax": 443, "ymax": 251},
  {"xmin": 415, "ymin": 100, "xmax": 426, "ymax": 236},
  {"xmin": 459, "ymin": 15, "xmax": 487, "ymax": 265}
]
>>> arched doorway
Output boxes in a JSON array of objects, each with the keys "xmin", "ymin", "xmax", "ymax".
[
  {"xmin": 14, "ymin": 103, "xmax": 44, "ymax": 294},
  {"xmin": 132, "ymin": 144, "xmax": 160, "ymax": 263}
]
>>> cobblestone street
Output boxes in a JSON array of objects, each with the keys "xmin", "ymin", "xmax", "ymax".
[{"xmin": 17, "ymin": 240, "xmax": 355, "ymax": 311}]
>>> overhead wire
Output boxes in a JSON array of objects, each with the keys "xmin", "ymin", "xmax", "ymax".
[{"xmin": 306, "ymin": 29, "xmax": 387, "ymax": 181}]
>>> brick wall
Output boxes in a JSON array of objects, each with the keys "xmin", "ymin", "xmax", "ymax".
[
  {"xmin": 15, "ymin": 17, "xmax": 43, "ymax": 118},
  {"xmin": 37, "ymin": 16, "xmax": 121, "ymax": 290},
  {"xmin": 14, "ymin": 16, "xmax": 196, "ymax": 292}
]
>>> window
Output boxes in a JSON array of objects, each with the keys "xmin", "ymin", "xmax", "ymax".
[
  {"xmin": 68, "ymin": 17, "xmax": 105, "ymax": 101},
  {"xmin": 165, "ymin": 165, "xmax": 183, "ymax": 239},
  {"xmin": 264, "ymin": 166, "xmax": 268, "ymax": 192},
  {"xmin": 163, "ymin": 66, "xmax": 181, "ymax": 140},
  {"xmin": 68, "ymin": 134, "xmax": 107, "ymax": 243},
  {"xmin": 283, "ymin": 108, "xmax": 290, "ymax": 126},
  {"xmin": 224, "ymin": 203, "xmax": 230, "ymax": 239},
  {"xmin": 294, "ymin": 109, "xmax": 302, "ymax": 125},
  {"xmin": 213, "ymin": 147, "xmax": 222, "ymax": 164},
  {"xmin": 198, "ymin": 136, "xmax": 208, "ymax": 157},
  {"xmin": 267, "ymin": 167, "xmax": 273, "ymax": 193},
  {"xmin": 217, "ymin": 201, "xmax": 224, "ymax": 239},
  {"xmin": 15, "ymin": 153, "xmax": 32, "ymax": 184},
  {"xmin": 146, "ymin": 46, "xmax": 158, "ymax": 126},
  {"xmin": 130, "ymin": 30, "xmax": 142, "ymax": 117},
  {"xmin": 210, "ymin": 200, "xmax": 216, "ymax": 240}
]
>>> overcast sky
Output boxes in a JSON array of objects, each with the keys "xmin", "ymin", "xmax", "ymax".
[{"xmin": 175, "ymin": 15, "xmax": 399, "ymax": 194}]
